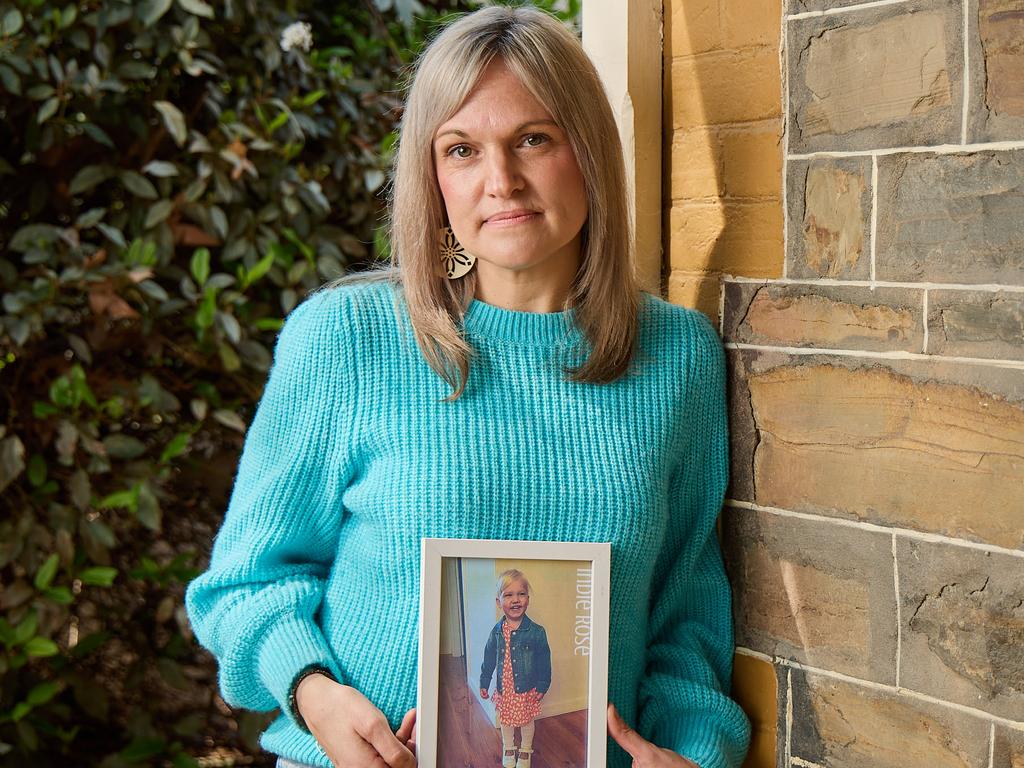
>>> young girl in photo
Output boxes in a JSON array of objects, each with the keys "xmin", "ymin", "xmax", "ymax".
[{"xmin": 479, "ymin": 570, "xmax": 552, "ymax": 768}]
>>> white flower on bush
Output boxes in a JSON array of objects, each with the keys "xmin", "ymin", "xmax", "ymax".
[{"xmin": 280, "ymin": 21, "xmax": 313, "ymax": 53}]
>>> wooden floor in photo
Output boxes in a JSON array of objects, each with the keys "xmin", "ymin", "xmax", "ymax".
[{"xmin": 437, "ymin": 654, "xmax": 588, "ymax": 768}]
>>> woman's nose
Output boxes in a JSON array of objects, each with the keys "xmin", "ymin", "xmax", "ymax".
[{"xmin": 484, "ymin": 149, "xmax": 524, "ymax": 198}]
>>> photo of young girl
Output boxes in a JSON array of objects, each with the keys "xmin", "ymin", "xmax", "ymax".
[
  {"xmin": 431, "ymin": 553, "xmax": 593, "ymax": 768},
  {"xmin": 479, "ymin": 569, "xmax": 553, "ymax": 768}
]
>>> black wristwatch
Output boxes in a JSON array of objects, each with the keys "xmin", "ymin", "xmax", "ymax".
[{"xmin": 288, "ymin": 664, "xmax": 338, "ymax": 732}]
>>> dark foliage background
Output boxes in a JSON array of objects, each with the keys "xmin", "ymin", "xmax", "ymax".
[{"xmin": 0, "ymin": 0, "xmax": 579, "ymax": 764}]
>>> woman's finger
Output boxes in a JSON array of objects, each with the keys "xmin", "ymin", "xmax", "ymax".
[
  {"xmin": 321, "ymin": 732, "xmax": 390, "ymax": 768},
  {"xmin": 607, "ymin": 703, "xmax": 654, "ymax": 762},
  {"xmin": 362, "ymin": 715, "xmax": 416, "ymax": 768},
  {"xmin": 395, "ymin": 708, "xmax": 416, "ymax": 744}
]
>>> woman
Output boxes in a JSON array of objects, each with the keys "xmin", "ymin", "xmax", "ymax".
[{"xmin": 184, "ymin": 6, "xmax": 751, "ymax": 768}]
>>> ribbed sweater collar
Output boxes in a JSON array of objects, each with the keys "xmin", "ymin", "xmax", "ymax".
[{"xmin": 462, "ymin": 296, "xmax": 582, "ymax": 347}]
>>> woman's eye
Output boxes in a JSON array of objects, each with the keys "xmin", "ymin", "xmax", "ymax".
[
  {"xmin": 448, "ymin": 145, "xmax": 471, "ymax": 159},
  {"xmin": 524, "ymin": 133, "xmax": 549, "ymax": 147}
]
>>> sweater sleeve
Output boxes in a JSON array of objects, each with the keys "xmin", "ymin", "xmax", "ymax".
[
  {"xmin": 184, "ymin": 289, "xmax": 355, "ymax": 719},
  {"xmin": 635, "ymin": 311, "xmax": 751, "ymax": 768}
]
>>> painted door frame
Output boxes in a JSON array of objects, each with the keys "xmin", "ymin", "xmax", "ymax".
[{"xmin": 582, "ymin": 0, "xmax": 664, "ymax": 296}]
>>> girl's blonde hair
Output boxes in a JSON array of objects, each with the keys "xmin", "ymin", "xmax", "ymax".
[
  {"xmin": 496, "ymin": 568, "xmax": 531, "ymax": 598},
  {"xmin": 325, "ymin": 5, "xmax": 644, "ymax": 401}
]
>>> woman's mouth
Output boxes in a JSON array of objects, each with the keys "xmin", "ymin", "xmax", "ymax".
[{"xmin": 485, "ymin": 211, "xmax": 539, "ymax": 227}]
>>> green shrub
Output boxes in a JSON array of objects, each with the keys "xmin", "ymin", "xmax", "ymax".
[
  {"xmin": 0, "ymin": 0, "xmax": 579, "ymax": 764},
  {"xmin": 0, "ymin": 0, "xmax": 467, "ymax": 763}
]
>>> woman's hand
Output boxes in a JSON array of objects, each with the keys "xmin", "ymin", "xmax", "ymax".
[
  {"xmin": 607, "ymin": 704, "xmax": 700, "ymax": 768},
  {"xmin": 296, "ymin": 673, "xmax": 417, "ymax": 767},
  {"xmin": 396, "ymin": 708, "xmax": 417, "ymax": 757}
]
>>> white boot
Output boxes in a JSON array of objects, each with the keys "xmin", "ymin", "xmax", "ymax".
[
  {"xmin": 502, "ymin": 747, "xmax": 518, "ymax": 768},
  {"xmin": 515, "ymin": 748, "xmax": 533, "ymax": 768}
]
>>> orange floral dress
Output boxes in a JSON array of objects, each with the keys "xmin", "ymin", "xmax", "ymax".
[{"xmin": 493, "ymin": 620, "xmax": 542, "ymax": 727}]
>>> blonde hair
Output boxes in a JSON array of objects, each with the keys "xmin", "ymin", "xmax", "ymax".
[
  {"xmin": 496, "ymin": 568, "xmax": 531, "ymax": 598},
  {"xmin": 324, "ymin": 5, "xmax": 644, "ymax": 401}
]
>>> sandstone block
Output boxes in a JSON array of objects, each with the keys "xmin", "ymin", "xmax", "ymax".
[
  {"xmin": 967, "ymin": 0, "xmax": 1024, "ymax": 142},
  {"xmin": 667, "ymin": 270, "xmax": 723, "ymax": 326},
  {"xmin": 726, "ymin": 349, "xmax": 1024, "ymax": 549},
  {"xmin": 670, "ymin": 127, "xmax": 725, "ymax": 201},
  {"xmin": 788, "ymin": 1, "xmax": 963, "ymax": 152},
  {"xmin": 927, "ymin": 290, "xmax": 1024, "ymax": 360},
  {"xmin": 730, "ymin": 653, "xmax": 781, "ymax": 768},
  {"xmin": 993, "ymin": 726, "xmax": 1024, "ymax": 768},
  {"xmin": 876, "ymin": 151, "xmax": 1024, "ymax": 285},
  {"xmin": 898, "ymin": 538, "xmax": 1024, "ymax": 720},
  {"xmin": 722, "ymin": 0, "xmax": 781, "ymax": 51},
  {"xmin": 722, "ymin": 507, "xmax": 897, "ymax": 682},
  {"xmin": 786, "ymin": 157, "xmax": 872, "ymax": 280},
  {"xmin": 670, "ymin": 48, "xmax": 782, "ymax": 130},
  {"xmin": 721, "ymin": 124, "xmax": 784, "ymax": 199},
  {"xmin": 722, "ymin": 282, "xmax": 923, "ymax": 352},
  {"xmin": 725, "ymin": 348, "xmax": 757, "ymax": 503},
  {"xmin": 669, "ymin": 201, "xmax": 784, "ymax": 277},
  {"xmin": 790, "ymin": 670, "xmax": 992, "ymax": 768},
  {"xmin": 667, "ymin": 0, "xmax": 722, "ymax": 59}
]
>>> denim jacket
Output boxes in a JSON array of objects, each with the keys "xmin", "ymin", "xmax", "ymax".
[{"xmin": 479, "ymin": 614, "xmax": 552, "ymax": 695}]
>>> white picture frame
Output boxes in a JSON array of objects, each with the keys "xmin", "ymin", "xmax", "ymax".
[{"xmin": 417, "ymin": 538, "xmax": 611, "ymax": 768}]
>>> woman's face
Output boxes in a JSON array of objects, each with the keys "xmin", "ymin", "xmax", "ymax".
[
  {"xmin": 497, "ymin": 578, "xmax": 530, "ymax": 621},
  {"xmin": 432, "ymin": 58, "xmax": 588, "ymax": 284}
]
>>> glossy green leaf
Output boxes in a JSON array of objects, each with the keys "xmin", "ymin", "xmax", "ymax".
[
  {"xmin": 139, "ymin": 0, "xmax": 173, "ymax": 26},
  {"xmin": 176, "ymin": 0, "xmax": 215, "ymax": 18},
  {"xmin": 154, "ymin": 100, "xmax": 187, "ymax": 146},
  {"xmin": 120, "ymin": 171, "xmax": 158, "ymax": 200},
  {"xmin": 69, "ymin": 165, "xmax": 114, "ymax": 195},
  {"xmin": 79, "ymin": 567, "xmax": 118, "ymax": 587},
  {"xmin": 43, "ymin": 586, "xmax": 73, "ymax": 605},
  {"xmin": 142, "ymin": 160, "xmax": 178, "ymax": 177},
  {"xmin": 212, "ymin": 409, "xmax": 245, "ymax": 433},
  {"xmin": 136, "ymin": 483, "xmax": 161, "ymax": 531},
  {"xmin": 26, "ymin": 681, "xmax": 61, "ymax": 706},
  {"xmin": 0, "ymin": 435, "xmax": 26, "ymax": 494},
  {"xmin": 24, "ymin": 637, "xmax": 59, "ymax": 658},
  {"xmin": 12, "ymin": 613, "xmax": 38, "ymax": 646},
  {"xmin": 82, "ymin": 123, "xmax": 115, "ymax": 148},
  {"xmin": 26, "ymin": 454, "xmax": 46, "ymax": 487},
  {"xmin": 34, "ymin": 553, "xmax": 59, "ymax": 591},
  {"xmin": 99, "ymin": 487, "xmax": 138, "ymax": 510},
  {"xmin": 190, "ymin": 247, "xmax": 210, "ymax": 285},
  {"xmin": 0, "ymin": 64, "xmax": 21, "ymax": 95},
  {"xmin": 37, "ymin": 97, "xmax": 59, "ymax": 124},
  {"xmin": 195, "ymin": 286, "xmax": 216, "ymax": 329},
  {"xmin": 102, "ymin": 434, "xmax": 146, "ymax": 459},
  {"xmin": 75, "ymin": 208, "xmax": 106, "ymax": 228},
  {"xmin": 242, "ymin": 251, "xmax": 274, "ymax": 289},
  {"xmin": 144, "ymin": 199, "xmax": 174, "ymax": 228},
  {"xmin": 159, "ymin": 432, "xmax": 191, "ymax": 464},
  {"xmin": 1, "ymin": 8, "xmax": 24, "ymax": 36}
]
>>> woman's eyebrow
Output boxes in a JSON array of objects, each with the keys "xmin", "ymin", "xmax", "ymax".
[{"xmin": 435, "ymin": 119, "xmax": 559, "ymax": 142}]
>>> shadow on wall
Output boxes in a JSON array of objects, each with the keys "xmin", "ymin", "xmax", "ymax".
[
  {"xmin": 663, "ymin": 0, "xmax": 784, "ymax": 324},
  {"xmin": 663, "ymin": 0, "xmax": 783, "ymax": 766}
]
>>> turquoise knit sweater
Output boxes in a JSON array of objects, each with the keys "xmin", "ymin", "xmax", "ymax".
[{"xmin": 184, "ymin": 278, "xmax": 751, "ymax": 768}]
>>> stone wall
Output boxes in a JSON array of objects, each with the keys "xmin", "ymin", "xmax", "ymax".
[{"xmin": 665, "ymin": 1, "xmax": 1024, "ymax": 767}]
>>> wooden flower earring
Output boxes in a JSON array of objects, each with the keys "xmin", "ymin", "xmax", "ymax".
[{"xmin": 439, "ymin": 226, "xmax": 477, "ymax": 279}]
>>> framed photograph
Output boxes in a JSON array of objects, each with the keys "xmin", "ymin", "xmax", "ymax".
[{"xmin": 417, "ymin": 538, "xmax": 611, "ymax": 768}]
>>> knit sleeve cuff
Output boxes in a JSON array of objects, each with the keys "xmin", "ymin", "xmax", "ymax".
[
  {"xmin": 256, "ymin": 615, "xmax": 344, "ymax": 724},
  {"xmin": 653, "ymin": 712, "xmax": 752, "ymax": 768}
]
